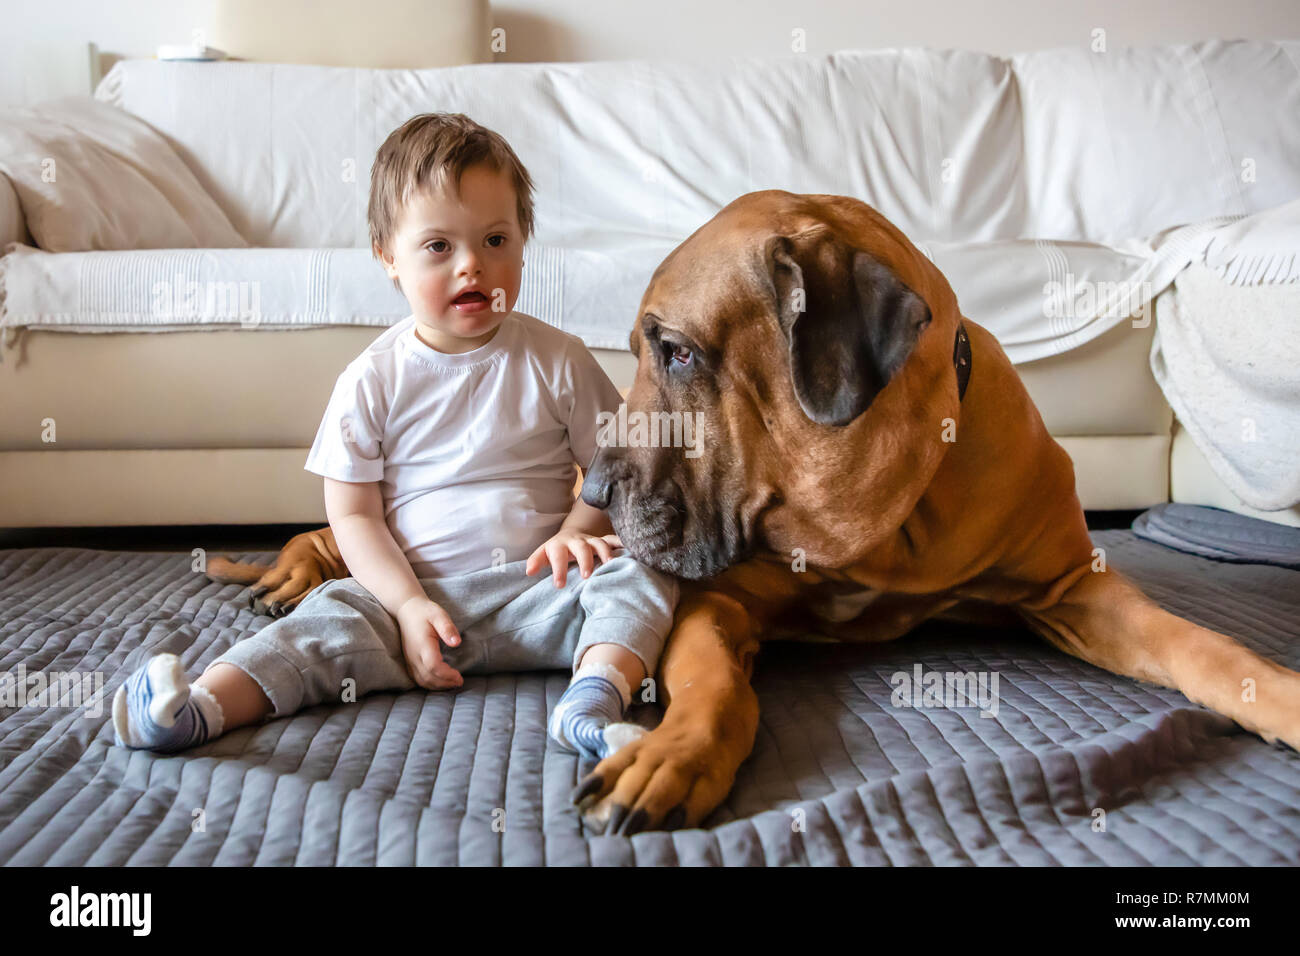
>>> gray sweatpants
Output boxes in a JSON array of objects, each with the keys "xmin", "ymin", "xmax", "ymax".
[{"xmin": 206, "ymin": 552, "xmax": 679, "ymax": 718}]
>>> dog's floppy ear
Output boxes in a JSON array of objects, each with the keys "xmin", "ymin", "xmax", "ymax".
[{"xmin": 766, "ymin": 230, "xmax": 932, "ymax": 426}]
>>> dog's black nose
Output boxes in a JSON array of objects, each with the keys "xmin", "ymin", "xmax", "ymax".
[{"xmin": 581, "ymin": 447, "xmax": 617, "ymax": 509}]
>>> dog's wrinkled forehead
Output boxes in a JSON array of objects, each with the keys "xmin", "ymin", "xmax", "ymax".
[
  {"xmin": 633, "ymin": 197, "xmax": 799, "ymax": 346},
  {"xmin": 634, "ymin": 190, "xmax": 940, "ymax": 351},
  {"xmin": 632, "ymin": 238, "xmax": 738, "ymax": 356}
]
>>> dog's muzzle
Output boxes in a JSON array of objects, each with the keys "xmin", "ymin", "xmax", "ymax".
[{"xmin": 582, "ymin": 446, "xmax": 746, "ymax": 580}]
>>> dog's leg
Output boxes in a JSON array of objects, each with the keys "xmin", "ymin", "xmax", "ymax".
[
  {"xmin": 573, "ymin": 587, "xmax": 762, "ymax": 834},
  {"xmin": 205, "ymin": 526, "xmax": 348, "ymax": 617},
  {"xmin": 1018, "ymin": 565, "xmax": 1300, "ymax": 749},
  {"xmin": 816, "ymin": 591, "xmax": 962, "ymax": 643}
]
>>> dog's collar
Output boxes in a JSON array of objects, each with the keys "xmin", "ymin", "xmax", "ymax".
[{"xmin": 953, "ymin": 321, "xmax": 972, "ymax": 401}]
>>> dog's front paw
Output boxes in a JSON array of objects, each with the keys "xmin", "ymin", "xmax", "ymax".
[{"xmin": 572, "ymin": 716, "xmax": 742, "ymax": 835}]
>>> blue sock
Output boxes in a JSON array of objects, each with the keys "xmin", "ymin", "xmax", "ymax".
[
  {"xmin": 112, "ymin": 653, "xmax": 224, "ymax": 753},
  {"xmin": 549, "ymin": 661, "xmax": 646, "ymax": 760}
]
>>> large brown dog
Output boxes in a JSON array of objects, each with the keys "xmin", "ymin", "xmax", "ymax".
[{"xmin": 209, "ymin": 190, "xmax": 1300, "ymax": 836}]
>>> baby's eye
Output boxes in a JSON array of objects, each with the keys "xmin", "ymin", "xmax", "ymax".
[
  {"xmin": 426, "ymin": 239, "xmax": 449, "ymax": 254},
  {"xmin": 486, "ymin": 234, "xmax": 506, "ymax": 248}
]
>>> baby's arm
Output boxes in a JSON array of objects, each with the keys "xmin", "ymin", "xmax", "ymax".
[
  {"xmin": 323, "ymin": 476, "xmax": 424, "ymax": 616},
  {"xmin": 324, "ymin": 477, "xmax": 463, "ymax": 688},
  {"xmin": 560, "ymin": 496, "xmax": 616, "ymax": 539},
  {"xmin": 525, "ymin": 496, "xmax": 623, "ymax": 587}
]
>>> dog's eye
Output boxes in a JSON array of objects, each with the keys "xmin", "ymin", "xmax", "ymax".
[
  {"xmin": 647, "ymin": 317, "xmax": 700, "ymax": 377},
  {"xmin": 660, "ymin": 338, "xmax": 694, "ymax": 372}
]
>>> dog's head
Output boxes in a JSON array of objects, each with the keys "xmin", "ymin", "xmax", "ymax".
[{"xmin": 582, "ymin": 190, "xmax": 964, "ymax": 580}]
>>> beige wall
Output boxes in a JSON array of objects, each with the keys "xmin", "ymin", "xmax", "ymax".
[
  {"xmin": 4, "ymin": 0, "xmax": 1299, "ymax": 109},
  {"xmin": 491, "ymin": 0, "xmax": 1300, "ymax": 62},
  {"xmin": 1, "ymin": 0, "xmax": 222, "ymax": 108}
]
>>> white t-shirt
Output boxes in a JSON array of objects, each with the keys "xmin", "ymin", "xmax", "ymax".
[{"xmin": 304, "ymin": 311, "xmax": 624, "ymax": 578}]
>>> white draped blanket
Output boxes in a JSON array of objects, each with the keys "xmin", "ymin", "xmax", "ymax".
[
  {"xmin": 0, "ymin": 234, "xmax": 1195, "ymax": 363},
  {"xmin": 1150, "ymin": 202, "xmax": 1300, "ymax": 511},
  {"xmin": 90, "ymin": 43, "xmax": 1300, "ymax": 250},
  {"xmin": 0, "ymin": 244, "xmax": 409, "ymax": 336},
  {"xmin": 0, "ymin": 213, "xmax": 1290, "ymax": 374}
]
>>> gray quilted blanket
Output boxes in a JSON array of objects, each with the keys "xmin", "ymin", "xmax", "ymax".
[{"xmin": 1, "ymin": 530, "xmax": 1298, "ymax": 865}]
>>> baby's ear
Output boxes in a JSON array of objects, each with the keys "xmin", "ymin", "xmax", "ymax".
[{"xmin": 372, "ymin": 241, "xmax": 398, "ymax": 277}]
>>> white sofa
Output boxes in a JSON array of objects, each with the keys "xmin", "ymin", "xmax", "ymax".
[{"xmin": 2, "ymin": 37, "xmax": 1299, "ymax": 528}]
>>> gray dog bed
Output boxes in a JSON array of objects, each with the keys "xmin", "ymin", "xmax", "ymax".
[{"xmin": 1, "ymin": 529, "xmax": 1298, "ymax": 865}]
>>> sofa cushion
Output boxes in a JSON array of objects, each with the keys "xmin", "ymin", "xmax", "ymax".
[
  {"xmin": 0, "ymin": 174, "xmax": 28, "ymax": 247},
  {"xmin": 0, "ymin": 97, "xmax": 246, "ymax": 252}
]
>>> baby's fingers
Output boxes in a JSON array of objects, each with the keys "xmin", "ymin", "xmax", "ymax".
[
  {"xmin": 412, "ymin": 644, "xmax": 462, "ymax": 690},
  {"xmin": 572, "ymin": 539, "xmax": 596, "ymax": 579},
  {"xmin": 426, "ymin": 658, "xmax": 463, "ymax": 689},
  {"xmin": 524, "ymin": 544, "xmax": 548, "ymax": 576},
  {"xmin": 588, "ymin": 536, "xmax": 615, "ymax": 565},
  {"xmin": 547, "ymin": 541, "xmax": 572, "ymax": 587},
  {"xmin": 427, "ymin": 603, "xmax": 461, "ymax": 647}
]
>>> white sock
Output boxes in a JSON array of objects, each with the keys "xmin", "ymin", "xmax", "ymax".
[
  {"xmin": 548, "ymin": 660, "xmax": 646, "ymax": 760},
  {"xmin": 112, "ymin": 653, "xmax": 224, "ymax": 752}
]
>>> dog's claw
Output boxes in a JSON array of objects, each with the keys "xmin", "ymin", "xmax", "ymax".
[
  {"xmin": 605, "ymin": 803, "xmax": 629, "ymax": 834},
  {"xmin": 571, "ymin": 774, "xmax": 603, "ymax": 804},
  {"xmin": 618, "ymin": 808, "xmax": 649, "ymax": 836}
]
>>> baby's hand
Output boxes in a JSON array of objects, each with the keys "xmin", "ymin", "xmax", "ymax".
[
  {"xmin": 525, "ymin": 529, "xmax": 623, "ymax": 587},
  {"xmin": 395, "ymin": 595, "xmax": 463, "ymax": 690}
]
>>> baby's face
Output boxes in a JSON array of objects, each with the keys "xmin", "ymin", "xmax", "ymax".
[{"xmin": 379, "ymin": 163, "xmax": 524, "ymax": 353}]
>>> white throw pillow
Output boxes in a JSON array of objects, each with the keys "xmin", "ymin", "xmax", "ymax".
[{"xmin": 0, "ymin": 96, "xmax": 246, "ymax": 251}]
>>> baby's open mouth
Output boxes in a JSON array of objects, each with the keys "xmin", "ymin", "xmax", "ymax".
[{"xmin": 453, "ymin": 290, "xmax": 487, "ymax": 304}]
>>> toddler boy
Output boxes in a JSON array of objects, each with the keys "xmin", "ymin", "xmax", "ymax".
[{"xmin": 113, "ymin": 112, "xmax": 679, "ymax": 761}]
